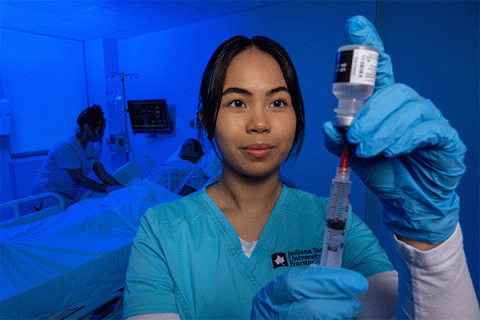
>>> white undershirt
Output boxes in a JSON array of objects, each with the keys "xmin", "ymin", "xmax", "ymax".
[{"xmin": 239, "ymin": 237, "xmax": 258, "ymax": 258}]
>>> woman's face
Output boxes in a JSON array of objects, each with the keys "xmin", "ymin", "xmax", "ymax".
[
  {"xmin": 87, "ymin": 122, "xmax": 105, "ymax": 143},
  {"xmin": 214, "ymin": 47, "xmax": 296, "ymax": 178}
]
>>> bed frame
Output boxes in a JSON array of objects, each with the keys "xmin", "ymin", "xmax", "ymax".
[
  {"xmin": 0, "ymin": 192, "xmax": 64, "ymax": 229},
  {"xmin": 111, "ymin": 154, "xmax": 154, "ymax": 186},
  {"xmin": 79, "ymin": 154, "xmax": 154, "ymax": 201},
  {"xmin": 0, "ymin": 154, "xmax": 154, "ymax": 319},
  {"xmin": 0, "ymin": 154, "xmax": 153, "ymax": 230}
]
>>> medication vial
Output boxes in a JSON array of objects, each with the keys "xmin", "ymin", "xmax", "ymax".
[{"xmin": 333, "ymin": 44, "xmax": 378, "ymax": 127}]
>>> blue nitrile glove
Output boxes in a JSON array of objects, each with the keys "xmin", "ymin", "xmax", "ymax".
[
  {"xmin": 323, "ymin": 15, "xmax": 466, "ymax": 244},
  {"xmin": 251, "ymin": 267, "xmax": 368, "ymax": 320}
]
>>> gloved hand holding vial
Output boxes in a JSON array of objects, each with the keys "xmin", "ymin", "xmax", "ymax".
[{"xmin": 321, "ymin": 14, "xmax": 479, "ymax": 319}]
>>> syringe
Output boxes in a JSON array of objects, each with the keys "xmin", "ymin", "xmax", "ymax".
[{"xmin": 319, "ymin": 148, "xmax": 351, "ymax": 268}]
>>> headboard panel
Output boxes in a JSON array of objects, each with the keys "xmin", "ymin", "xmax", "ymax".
[{"xmin": 8, "ymin": 155, "xmax": 46, "ymax": 199}]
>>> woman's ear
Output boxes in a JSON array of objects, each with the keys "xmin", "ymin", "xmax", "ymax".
[
  {"xmin": 197, "ymin": 110, "xmax": 206, "ymax": 128},
  {"xmin": 198, "ymin": 109, "xmax": 214, "ymax": 140},
  {"xmin": 82, "ymin": 124, "xmax": 92, "ymax": 133}
]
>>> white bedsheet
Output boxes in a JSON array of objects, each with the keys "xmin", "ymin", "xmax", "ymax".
[{"xmin": 0, "ymin": 179, "xmax": 180, "ymax": 319}]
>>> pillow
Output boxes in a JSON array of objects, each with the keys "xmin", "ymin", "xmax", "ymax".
[
  {"xmin": 197, "ymin": 148, "xmax": 222, "ymax": 178},
  {"xmin": 166, "ymin": 144, "xmax": 183, "ymax": 162}
]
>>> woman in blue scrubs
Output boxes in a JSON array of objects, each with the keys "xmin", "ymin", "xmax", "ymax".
[{"xmin": 123, "ymin": 17, "xmax": 479, "ymax": 320}]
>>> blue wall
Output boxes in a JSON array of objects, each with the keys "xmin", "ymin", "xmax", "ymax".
[{"xmin": 1, "ymin": 29, "xmax": 87, "ymax": 156}]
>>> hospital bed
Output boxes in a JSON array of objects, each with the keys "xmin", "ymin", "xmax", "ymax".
[
  {"xmin": 0, "ymin": 154, "xmax": 154, "ymax": 229},
  {"xmin": 78, "ymin": 153, "xmax": 155, "ymax": 201},
  {"xmin": 0, "ymin": 151, "xmax": 221, "ymax": 319}
]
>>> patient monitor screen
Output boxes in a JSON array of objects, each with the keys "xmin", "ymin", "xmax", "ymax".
[{"xmin": 128, "ymin": 99, "xmax": 171, "ymax": 133}]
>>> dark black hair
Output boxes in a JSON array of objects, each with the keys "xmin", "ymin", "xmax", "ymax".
[
  {"xmin": 77, "ymin": 105, "xmax": 106, "ymax": 130},
  {"xmin": 184, "ymin": 138, "xmax": 203, "ymax": 154},
  {"xmin": 197, "ymin": 36, "xmax": 305, "ymax": 162}
]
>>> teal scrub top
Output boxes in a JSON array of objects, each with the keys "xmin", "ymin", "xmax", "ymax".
[{"xmin": 123, "ymin": 184, "xmax": 394, "ymax": 319}]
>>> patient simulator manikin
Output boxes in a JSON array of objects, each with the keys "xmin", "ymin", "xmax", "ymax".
[{"xmin": 146, "ymin": 139, "xmax": 208, "ymax": 196}]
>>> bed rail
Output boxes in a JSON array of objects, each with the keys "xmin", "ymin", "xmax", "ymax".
[
  {"xmin": 78, "ymin": 154, "xmax": 154, "ymax": 202},
  {"xmin": 0, "ymin": 192, "xmax": 65, "ymax": 229},
  {"xmin": 112, "ymin": 154, "xmax": 154, "ymax": 186}
]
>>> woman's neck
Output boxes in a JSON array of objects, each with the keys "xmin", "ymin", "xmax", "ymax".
[{"xmin": 207, "ymin": 165, "xmax": 283, "ymax": 242}]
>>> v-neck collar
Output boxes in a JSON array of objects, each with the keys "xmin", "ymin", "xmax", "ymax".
[{"xmin": 200, "ymin": 183, "xmax": 290, "ymax": 269}]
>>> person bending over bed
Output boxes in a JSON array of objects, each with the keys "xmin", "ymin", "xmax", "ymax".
[
  {"xmin": 31, "ymin": 105, "xmax": 123, "ymax": 208},
  {"xmin": 146, "ymin": 138, "xmax": 207, "ymax": 196},
  {"xmin": 123, "ymin": 16, "xmax": 479, "ymax": 320}
]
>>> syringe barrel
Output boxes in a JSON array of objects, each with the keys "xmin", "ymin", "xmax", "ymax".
[
  {"xmin": 319, "ymin": 225, "xmax": 345, "ymax": 268},
  {"xmin": 326, "ymin": 179, "xmax": 351, "ymax": 221},
  {"xmin": 319, "ymin": 178, "xmax": 351, "ymax": 268}
]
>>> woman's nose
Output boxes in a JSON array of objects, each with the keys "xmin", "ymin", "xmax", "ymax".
[{"xmin": 246, "ymin": 107, "xmax": 270, "ymax": 134}]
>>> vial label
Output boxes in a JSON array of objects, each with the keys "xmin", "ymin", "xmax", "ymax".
[{"xmin": 334, "ymin": 49, "xmax": 378, "ymax": 86}]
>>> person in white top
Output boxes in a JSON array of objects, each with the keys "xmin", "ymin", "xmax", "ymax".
[{"xmin": 31, "ymin": 105, "xmax": 123, "ymax": 207}]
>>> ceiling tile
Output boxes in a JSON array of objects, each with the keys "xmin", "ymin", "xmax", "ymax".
[
  {"xmin": 37, "ymin": 19, "xmax": 120, "ymax": 41},
  {"xmin": 5, "ymin": 0, "xmax": 99, "ymax": 17},
  {"xmin": 72, "ymin": 7, "xmax": 155, "ymax": 29},
  {"xmin": 0, "ymin": 0, "xmax": 283, "ymax": 41},
  {"xmin": 108, "ymin": 1, "xmax": 200, "ymax": 22},
  {"xmin": 0, "ymin": 1, "xmax": 67, "ymax": 30},
  {"xmin": 202, "ymin": 1, "xmax": 270, "ymax": 17},
  {"xmin": 158, "ymin": 10, "xmax": 217, "ymax": 28},
  {"xmin": 102, "ymin": 29, "xmax": 139, "ymax": 40},
  {"xmin": 123, "ymin": 20, "xmax": 174, "ymax": 36}
]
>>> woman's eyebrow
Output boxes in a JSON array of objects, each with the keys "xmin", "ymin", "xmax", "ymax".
[
  {"xmin": 222, "ymin": 87, "xmax": 252, "ymax": 96},
  {"xmin": 222, "ymin": 86, "xmax": 289, "ymax": 96},
  {"xmin": 267, "ymin": 86, "xmax": 289, "ymax": 96}
]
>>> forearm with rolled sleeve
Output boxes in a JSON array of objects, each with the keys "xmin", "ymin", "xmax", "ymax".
[{"xmin": 395, "ymin": 223, "xmax": 480, "ymax": 319}]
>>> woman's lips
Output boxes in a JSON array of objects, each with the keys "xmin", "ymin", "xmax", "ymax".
[{"xmin": 243, "ymin": 144, "xmax": 273, "ymax": 158}]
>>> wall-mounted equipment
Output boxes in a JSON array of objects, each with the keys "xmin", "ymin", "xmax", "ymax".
[
  {"xmin": 108, "ymin": 132, "xmax": 130, "ymax": 155},
  {"xmin": 0, "ymin": 98, "xmax": 11, "ymax": 136},
  {"xmin": 127, "ymin": 99, "xmax": 173, "ymax": 134}
]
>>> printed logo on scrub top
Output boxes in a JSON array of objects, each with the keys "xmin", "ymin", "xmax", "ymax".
[
  {"xmin": 271, "ymin": 248, "xmax": 322, "ymax": 269},
  {"xmin": 271, "ymin": 253, "xmax": 288, "ymax": 269}
]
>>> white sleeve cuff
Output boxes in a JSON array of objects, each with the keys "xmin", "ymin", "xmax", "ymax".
[
  {"xmin": 358, "ymin": 271, "xmax": 398, "ymax": 319},
  {"xmin": 394, "ymin": 223, "xmax": 480, "ymax": 319}
]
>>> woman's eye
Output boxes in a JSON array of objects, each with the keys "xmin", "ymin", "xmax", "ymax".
[
  {"xmin": 228, "ymin": 100, "xmax": 245, "ymax": 108},
  {"xmin": 270, "ymin": 100, "xmax": 286, "ymax": 108}
]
